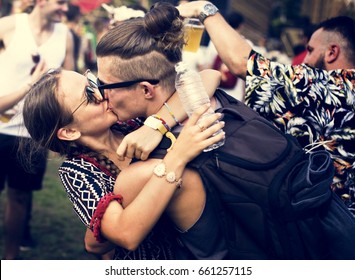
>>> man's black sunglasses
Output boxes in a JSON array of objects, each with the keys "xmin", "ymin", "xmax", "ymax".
[{"xmin": 97, "ymin": 78, "xmax": 160, "ymax": 97}]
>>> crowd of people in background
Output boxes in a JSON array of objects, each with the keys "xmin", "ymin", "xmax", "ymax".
[{"xmin": 0, "ymin": 0, "xmax": 354, "ymax": 260}]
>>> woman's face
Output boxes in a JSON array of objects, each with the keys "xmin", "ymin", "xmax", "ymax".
[{"xmin": 59, "ymin": 70, "xmax": 118, "ymax": 136}]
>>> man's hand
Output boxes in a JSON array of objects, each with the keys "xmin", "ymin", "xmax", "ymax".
[
  {"xmin": 177, "ymin": 1, "xmax": 208, "ymax": 18},
  {"xmin": 116, "ymin": 125, "xmax": 163, "ymax": 161},
  {"xmin": 30, "ymin": 60, "xmax": 47, "ymax": 85}
]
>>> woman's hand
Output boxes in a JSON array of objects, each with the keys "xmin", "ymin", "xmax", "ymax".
[
  {"xmin": 116, "ymin": 100, "xmax": 224, "ymax": 163},
  {"xmin": 116, "ymin": 69, "xmax": 221, "ymax": 161},
  {"xmin": 168, "ymin": 104, "xmax": 225, "ymax": 165}
]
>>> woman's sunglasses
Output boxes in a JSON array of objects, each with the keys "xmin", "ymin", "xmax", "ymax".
[{"xmin": 71, "ymin": 70, "xmax": 104, "ymax": 115}]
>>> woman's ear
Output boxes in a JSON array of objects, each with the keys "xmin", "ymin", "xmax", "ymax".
[{"xmin": 57, "ymin": 127, "xmax": 81, "ymax": 141}]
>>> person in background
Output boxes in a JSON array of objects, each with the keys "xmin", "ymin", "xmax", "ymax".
[
  {"xmin": 292, "ymin": 24, "xmax": 314, "ymax": 65},
  {"xmin": 65, "ymin": 3, "xmax": 82, "ymax": 72},
  {"xmin": 0, "ymin": 0, "xmax": 74, "ymax": 259},
  {"xmin": 210, "ymin": 11, "xmax": 247, "ymax": 101},
  {"xmin": 177, "ymin": 1, "xmax": 355, "ymax": 215}
]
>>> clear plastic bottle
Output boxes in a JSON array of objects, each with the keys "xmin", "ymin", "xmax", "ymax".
[{"xmin": 175, "ymin": 61, "xmax": 225, "ymax": 151}]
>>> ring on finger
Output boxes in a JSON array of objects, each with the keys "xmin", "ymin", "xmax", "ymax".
[{"xmin": 197, "ymin": 123, "xmax": 205, "ymax": 132}]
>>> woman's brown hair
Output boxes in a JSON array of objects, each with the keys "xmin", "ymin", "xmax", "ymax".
[{"xmin": 22, "ymin": 68, "xmax": 75, "ymax": 156}]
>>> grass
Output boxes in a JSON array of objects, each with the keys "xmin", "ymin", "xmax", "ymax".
[{"xmin": 0, "ymin": 152, "xmax": 96, "ymax": 260}]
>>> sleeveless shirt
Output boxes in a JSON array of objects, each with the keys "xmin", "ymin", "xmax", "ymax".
[{"xmin": 0, "ymin": 13, "xmax": 68, "ymax": 137}]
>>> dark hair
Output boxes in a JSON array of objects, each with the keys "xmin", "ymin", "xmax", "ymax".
[
  {"xmin": 316, "ymin": 16, "xmax": 355, "ymax": 62},
  {"xmin": 96, "ymin": 2, "xmax": 184, "ymax": 92},
  {"xmin": 226, "ymin": 11, "xmax": 244, "ymax": 29},
  {"xmin": 127, "ymin": 4, "xmax": 148, "ymax": 14},
  {"xmin": 22, "ymin": 68, "xmax": 75, "ymax": 156},
  {"xmin": 66, "ymin": 4, "xmax": 81, "ymax": 22}
]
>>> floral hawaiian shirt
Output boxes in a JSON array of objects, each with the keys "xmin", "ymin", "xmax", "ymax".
[{"xmin": 245, "ymin": 50, "xmax": 355, "ymax": 215}]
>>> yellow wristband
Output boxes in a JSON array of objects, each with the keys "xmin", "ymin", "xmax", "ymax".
[{"xmin": 144, "ymin": 116, "xmax": 168, "ymax": 135}]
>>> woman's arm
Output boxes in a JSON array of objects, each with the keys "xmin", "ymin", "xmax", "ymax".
[
  {"xmin": 91, "ymin": 106, "xmax": 224, "ymax": 251},
  {"xmin": 62, "ymin": 30, "xmax": 75, "ymax": 71},
  {"xmin": 116, "ymin": 69, "xmax": 221, "ymax": 160},
  {"xmin": 84, "ymin": 228, "xmax": 115, "ymax": 255}
]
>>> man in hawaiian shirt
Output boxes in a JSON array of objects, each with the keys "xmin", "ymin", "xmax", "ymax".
[{"xmin": 178, "ymin": 1, "xmax": 355, "ymax": 215}]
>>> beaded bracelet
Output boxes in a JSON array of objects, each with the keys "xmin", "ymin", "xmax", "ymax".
[
  {"xmin": 163, "ymin": 102, "xmax": 183, "ymax": 126},
  {"xmin": 151, "ymin": 114, "xmax": 171, "ymax": 132},
  {"xmin": 90, "ymin": 192, "xmax": 123, "ymax": 242}
]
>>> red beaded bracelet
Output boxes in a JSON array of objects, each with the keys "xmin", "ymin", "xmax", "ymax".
[{"xmin": 90, "ymin": 192, "xmax": 123, "ymax": 242}]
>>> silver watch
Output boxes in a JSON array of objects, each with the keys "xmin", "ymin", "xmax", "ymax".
[{"xmin": 198, "ymin": 3, "xmax": 219, "ymax": 23}]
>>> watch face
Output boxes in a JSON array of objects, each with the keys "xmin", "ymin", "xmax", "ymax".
[
  {"xmin": 205, "ymin": 3, "xmax": 214, "ymax": 14},
  {"xmin": 199, "ymin": 3, "xmax": 218, "ymax": 22}
]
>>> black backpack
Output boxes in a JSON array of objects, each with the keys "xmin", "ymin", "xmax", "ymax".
[{"xmin": 152, "ymin": 89, "xmax": 355, "ymax": 259}]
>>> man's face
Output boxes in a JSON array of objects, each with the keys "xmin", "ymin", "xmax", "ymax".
[
  {"xmin": 97, "ymin": 56, "xmax": 146, "ymax": 122},
  {"xmin": 42, "ymin": 0, "xmax": 69, "ymax": 23},
  {"xmin": 303, "ymin": 28, "xmax": 327, "ymax": 70}
]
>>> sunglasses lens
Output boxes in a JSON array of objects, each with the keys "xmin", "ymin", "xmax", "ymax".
[
  {"xmin": 85, "ymin": 70, "xmax": 105, "ymax": 102},
  {"xmin": 87, "ymin": 73, "xmax": 98, "ymax": 88},
  {"xmin": 85, "ymin": 87, "xmax": 99, "ymax": 103}
]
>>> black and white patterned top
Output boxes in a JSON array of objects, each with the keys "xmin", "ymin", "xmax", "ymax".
[{"xmin": 58, "ymin": 155, "xmax": 177, "ymax": 260}]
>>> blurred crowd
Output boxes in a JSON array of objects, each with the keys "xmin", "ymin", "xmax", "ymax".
[{"xmin": 0, "ymin": 0, "xmax": 353, "ymax": 261}]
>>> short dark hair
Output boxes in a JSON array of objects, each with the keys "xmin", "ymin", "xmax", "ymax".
[
  {"xmin": 317, "ymin": 16, "xmax": 355, "ymax": 62},
  {"xmin": 226, "ymin": 11, "xmax": 244, "ymax": 29},
  {"xmin": 66, "ymin": 4, "xmax": 81, "ymax": 22}
]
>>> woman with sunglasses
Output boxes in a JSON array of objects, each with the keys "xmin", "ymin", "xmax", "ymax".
[{"xmin": 22, "ymin": 65, "xmax": 226, "ymax": 260}]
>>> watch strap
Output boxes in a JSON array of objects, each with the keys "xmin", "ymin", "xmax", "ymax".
[{"xmin": 144, "ymin": 116, "xmax": 168, "ymax": 135}]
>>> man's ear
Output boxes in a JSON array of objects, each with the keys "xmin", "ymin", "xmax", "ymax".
[
  {"xmin": 326, "ymin": 44, "xmax": 340, "ymax": 63},
  {"xmin": 140, "ymin": 81, "xmax": 156, "ymax": 99},
  {"xmin": 57, "ymin": 127, "xmax": 81, "ymax": 141}
]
